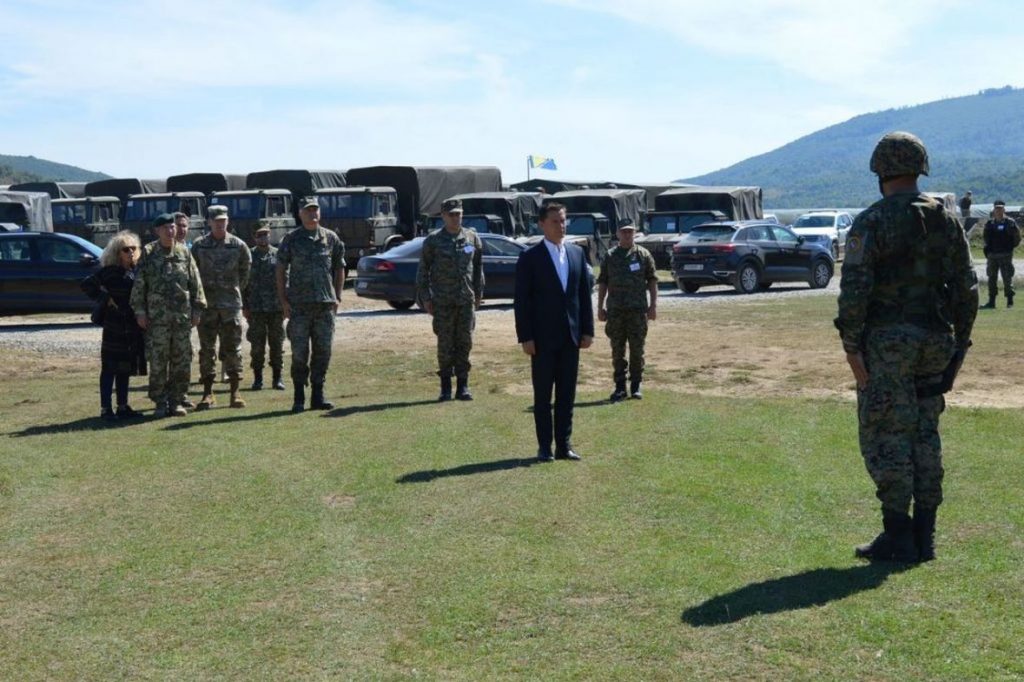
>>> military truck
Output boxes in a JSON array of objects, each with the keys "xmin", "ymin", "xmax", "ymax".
[
  {"xmin": 9, "ymin": 181, "xmax": 87, "ymax": 199},
  {"xmin": 344, "ymin": 166, "xmax": 503, "ymax": 240},
  {"xmin": 524, "ymin": 189, "xmax": 646, "ymax": 266},
  {"xmin": 166, "ymin": 172, "xmax": 247, "ymax": 196},
  {"xmin": 441, "ymin": 191, "xmax": 542, "ymax": 237},
  {"xmin": 123, "ymin": 192, "xmax": 207, "ymax": 240},
  {"xmin": 635, "ymin": 186, "xmax": 762, "ymax": 269},
  {"xmin": 207, "ymin": 189, "xmax": 295, "ymax": 245},
  {"xmin": 0, "ymin": 191, "xmax": 53, "ymax": 232},
  {"xmin": 84, "ymin": 178, "xmax": 167, "ymax": 222},
  {"xmin": 314, "ymin": 186, "xmax": 400, "ymax": 268},
  {"xmin": 51, "ymin": 196, "xmax": 121, "ymax": 246}
]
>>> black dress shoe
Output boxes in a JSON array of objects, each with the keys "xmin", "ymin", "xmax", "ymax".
[
  {"xmin": 555, "ymin": 448, "xmax": 582, "ymax": 461},
  {"xmin": 537, "ymin": 448, "xmax": 555, "ymax": 462}
]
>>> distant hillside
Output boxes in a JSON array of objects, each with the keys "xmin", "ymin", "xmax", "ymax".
[
  {"xmin": 0, "ymin": 154, "xmax": 110, "ymax": 184},
  {"xmin": 680, "ymin": 86, "xmax": 1024, "ymax": 208}
]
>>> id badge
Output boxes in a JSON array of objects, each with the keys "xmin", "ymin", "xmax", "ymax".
[{"xmin": 629, "ymin": 262, "xmax": 641, "ymax": 272}]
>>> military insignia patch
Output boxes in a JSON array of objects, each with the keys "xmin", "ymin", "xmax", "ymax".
[{"xmin": 845, "ymin": 234, "xmax": 865, "ymax": 265}]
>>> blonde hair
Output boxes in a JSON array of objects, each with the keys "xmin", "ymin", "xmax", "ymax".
[{"xmin": 100, "ymin": 230, "xmax": 141, "ymax": 267}]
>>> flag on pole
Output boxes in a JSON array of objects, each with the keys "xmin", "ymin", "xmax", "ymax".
[{"xmin": 527, "ymin": 155, "xmax": 557, "ymax": 171}]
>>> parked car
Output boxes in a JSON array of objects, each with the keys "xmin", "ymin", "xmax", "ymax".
[
  {"xmin": 354, "ymin": 232, "xmax": 526, "ymax": 310},
  {"xmin": 0, "ymin": 231, "xmax": 102, "ymax": 313},
  {"xmin": 790, "ymin": 211, "xmax": 854, "ymax": 260},
  {"xmin": 671, "ymin": 221, "xmax": 834, "ymax": 294}
]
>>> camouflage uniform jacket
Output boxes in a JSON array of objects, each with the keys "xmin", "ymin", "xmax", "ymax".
[
  {"xmin": 416, "ymin": 227, "xmax": 484, "ymax": 306},
  {"xmin": 130, "ymin": 242, "xmax": 206, "ymax": 324},
  {"xmin": 191, "ymin": 232, "xmax": 251, "ymax": 309},
  {"xmin": 835, "ymin": 192, "xmax": 977, "ymax": 353},
  {"xmin": 982, "ymin": 217, "xmax": 1021, "ymax": 256},
  {"xmin": 243, "ymin": 246, "xmax": 282, "ymax": 313},
  {"xmin": 597, "ymin": 244, "xmax": 657, "ymax": 310},
  {"xmin": 277, "ymin": 226, "xmax": 346, "ymax": 304}
]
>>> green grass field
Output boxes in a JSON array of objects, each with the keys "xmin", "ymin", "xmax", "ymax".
[{"xmin": 2, "ymin": 296, "xmax": 1023, "ymax": 680}]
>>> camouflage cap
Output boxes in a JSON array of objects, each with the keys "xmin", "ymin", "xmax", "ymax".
[
  {"xmin": 207, "ymin": 205, "xmax": 229, "ymax": 219},
  {"xmin": 869, "ymin": 131, "xmax": 930, "ymax": 178},
  {"xmin": 152, "ymin": 213, "xmax": 175, "ymax": 228},
  {"xmin": 254, "ymin": 220, "xmax": 271, "ymax": 234},
  {"xmin": 442, "ymin": 198, "xmax": 463, "ymax": 213},
  {"xmin": 994, "ymin": 199, "xmax": 1006, "ymax": 207},
  {"xmin": 618, "ymin": 218, "xmax": 637, "ymax": 230},
  {"xmin": 300, "ymin": 196, "xmax": 320, "ymax": 209}
]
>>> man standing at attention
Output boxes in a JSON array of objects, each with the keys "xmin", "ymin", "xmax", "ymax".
[
  {"xmin": 514, "ymin": 202, "xmax": 595, "ymax": 462},
  {"xmin": 192, "ymin": 205, "xmax": 252, "ymax": 410},
  {"xmin": 836, "ymin": 132, "xmax": 977, "ymax": 563},
  {"xmin": 980, "ymin": 199, "xmax": 1020, "ymax": 309},
  {"xmin": 276, "ymin": 197, "xmax": 346, "ymax": 413},
  {"xmin": 244, "ymin": 220, "xmax": 286, "ymax": 391},
  {"xmin": 597, "ymin": 218, "xmax": 658, "ymax": 401},
  {"xmin": 416, "ymin": 198, "xmax": 484, "ymax": 401},
  {"xmin": 958, "ymin": 190, "xmax": 972, "ymax": 219}
]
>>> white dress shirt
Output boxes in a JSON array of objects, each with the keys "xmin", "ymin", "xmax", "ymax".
[{"xmin": 543, "ymin": 238, "xmax": 568, "ymax": 292}]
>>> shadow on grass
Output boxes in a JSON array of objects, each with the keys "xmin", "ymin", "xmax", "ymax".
[
  {"xmin": 524, "ymin": 399, "xmax": 611, "ymax": 412},
  {"xmin": 325, "ymin": 399, "xmax": 439, "ymax": 418},
  {"xmin": 396, "ymin": 457, "xmax": 540, "ymax": 483},
  {"xmin": 161, "ymin": 409, "xmax": 297, "ymax": 430},
  {"xmin": 681, "ymin": 563, "xmax": 914, "ymax": 626},
  {"xmin": 8, "ymin": 414, "xmax": 150, "ymax": 437}
]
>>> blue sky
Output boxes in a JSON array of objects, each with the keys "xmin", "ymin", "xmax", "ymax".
[{"xmin": 1, "ymin": 0, "xmax": 1020, "ymax": 183}]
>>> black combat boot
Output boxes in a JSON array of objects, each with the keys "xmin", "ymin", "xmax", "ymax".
[
  {"xmin": 981, "ymin": 296, "xmax": 996, "ymax": 309},
  {"xmin": 310, "ymin": 383, "xmax": 334, "ymax": 410},
  {"xmin": 438, "ymin": 374, "xmax": 453, "ymax": 402},
  {"xmin": 855, "ymin": 509, "xmax": 918, "ymax": 562},
  {"xmin": 272, "ymin": 367, "xmax": 285, "ymax": 390},
  {"xmin": 630, "ymin": 378, "xmax": 643, "ymax": 400},
  {"xmin": 291, "ymin": 383, "xmax": 306, "ymax": 413},
  {"xmin": 455, "ymin": 376, "xmax": 473, "ymax": 401},
  {"xmin": 609, "ymin": 380, "xmax": 628, "ymax": 402},
  {"xmin": 913, "ymin": 504, "xmax": 937, "ymax": 562},
  {"xmin": 251, "ymin": 368, "xmax": 264, "ymax": 391},
  {"xmin": 1007, "ymin": 294, "xmax": 1014, "ymax": 308}
]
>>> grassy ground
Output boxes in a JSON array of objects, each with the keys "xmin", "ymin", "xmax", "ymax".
[{"xmin": 1, "ymin": 295, "xmax": 1023, "ymax": 680}]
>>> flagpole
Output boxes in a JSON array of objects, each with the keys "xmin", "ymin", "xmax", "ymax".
[{"xmin": 526, "ymin": 155, "xmax": 530, "ymax": 182}]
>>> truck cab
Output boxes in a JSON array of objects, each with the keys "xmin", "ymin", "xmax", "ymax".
[
  {"xmin": 51, "ymin": 196, "xmax": 121, "ymax": 247},
  {"xmin": 426, "ymin": 214, "xmax": 507, "ymax": 235},
  {"xmin": 208, "ymin": 189, "xmax": 295, "ymax": 245},
  {"xmin": 123, "ymin": 192, "xmax": 207, "ymax": 241},
  {"xmin": 635, "ymin": 210, "xmax": 728, "ymax": 269},
  {"xmin": 315, "ymin": 187, "xmax": 400, "ymax": 268}
]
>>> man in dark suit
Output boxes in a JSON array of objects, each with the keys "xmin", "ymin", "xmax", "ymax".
[{"xmin": 514, "ymin": 202, "xmax": 595, "ymax": 462}]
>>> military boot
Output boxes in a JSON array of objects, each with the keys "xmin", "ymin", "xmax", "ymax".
[
  {"xmin": 455, "ymin": 376, "xmax": 473, "ymax": 401},
  {"xmin": 1007, "ymin": 294, "xmax": 1014, "ymax": 308},
  {"xmin": 913, "ymin": 504, "xmax": 937, "ymax": 562},
  {"xmin": 229, "ymin": 375, "xmax": 246, "ymax": 408},
  {"xmin": 981, "ymin": 296, "xmax": 996, "ymax": 309},
  {"xmin": 310, "ymin": 383, "xmax": 334, "ymax": 410},
  {"xmin": 179, "ymin": 396, "xmax": 195, "ymax": 410},
  {"xmin": 855, "ymin": 510, "xmax": 918, "ymax": 562},
  {"xmin": 251, "ymin": 368, "xmax": 264, "ymax": 391},
  {"xmin": 168, "ymin": 402, "xmax": 188, "ymax": 417},
  {"xmin": 292, "ymin": 383, "xmax": 306, "ymax": 413},
  {"xmin": 630, "ymin": 378, "xmax": 643, "ymax": 400},
  {"xmin": 438, "ymin": 375, "xmax": 453, "ymax": 402},
  {"xmin": 609, "ymin": 381, "xmax": 628, "ymax": 403},
  {"xmin": 153, "ymin": 401, "xmax": 169, "ymax": 418},
  {"xmin": 272, "ymin": 368, "xmax": 286, "ymax": 390},
  {"xmin": 196, "ymin": 377, "xmax": 216, "ymax": 411}
]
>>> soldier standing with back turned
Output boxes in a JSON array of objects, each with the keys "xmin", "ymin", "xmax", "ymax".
[
  {"xmin": 276, "ymin": 197, "xmax": 346, "ymax": 412},
  {"xmin": 597, "ymin": 219, "xmax": 658, "ymax": 401},
  {"xmin": 980, "ymin": 200, "xmax": 1020, "ymax": 309},
  {"xmin": 416, "ymin": 198, "xmax": 484, "ymax": 401},
  {"xmin": 836, "ymin": 132, "xmax": 978, "ymax": 563},
  {"xmin": 244, "ymin": 221, "xmax": 286, "ymax": 390}
]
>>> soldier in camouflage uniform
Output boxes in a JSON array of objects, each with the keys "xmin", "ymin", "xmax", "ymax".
[
  {"xmin": 192, "ymin": 205, "xmax": 252, "ymax": 409},
  {"xmin": 836, "ymin": 132, "xmax": 978, "ymax": 563},
  {"xmin": 244, "ymin": 221, "xmax": 286, "ymax": 390},
  {"xmin": 597, "ymin": 219, "xmax": 658, "ymax": 402},
  {"xmin": 980, "ymin": 200, "xmax": 1020, "ymax": 309},
  {"xmin": 276, "ymin": 197, "xmax": 345, "ymax": 412},
  {"xmin": 130, "ymin": 213, "xmax": 206, "ymax": 417},
  {"xmin": 416, "ymin": 198, "xmax": 484, "ymax": 401}
]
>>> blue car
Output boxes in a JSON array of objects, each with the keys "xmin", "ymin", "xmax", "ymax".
[
  {"xmin": 354, "ymin": 232, "xmax": 526, "ymax": 310},
  {"xmin": 671, "ymin": 221, "xmax": 834, "ymax": 294},
  {"xmin": 0, "ymin": 231, "xmax": 102, "ymax": 313}
]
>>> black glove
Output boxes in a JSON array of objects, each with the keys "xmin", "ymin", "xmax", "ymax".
[{"xmin": 916, "ymin": 343, "xmax": 970, "ymax": 398}]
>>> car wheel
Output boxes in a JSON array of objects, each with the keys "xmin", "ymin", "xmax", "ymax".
[
  {"xmin": 682, "ymin": 282, "xmax": 701, "ymax": 294},
  {"xmin": 387, "ymin": 300, "xmax": 415, "ymax": 310},
  {"xmin": 734, "ymin": 262, "xmax": 760, "ymax": 294},
  {"xmin": 809, "ymin": 259, "xmax": 832, "ymax": 289}
]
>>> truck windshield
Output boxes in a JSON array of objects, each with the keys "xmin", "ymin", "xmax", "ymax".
[
  {"xmin": 211, "ymin": 197, "xmax": 261, "ymax": 220},
  {"xmin": 319, "ymin": 193, "xmax": 375, "ymax": 219},
  {"xmin": 462, "ymin": 216, "xmax": 491, "ymax": 233},
  {"xmin": 53, "ymin": 203, "xmax": 87, "ymax": 224},
  {"xmin": 648, "ymin": 215, "xmax": 678, "ymax": 234},
  {"xmin": 124, "ymin": 199, "xmax": 183, "ymax": 221},
  {"xmin": 566, "ymin": 215, "xmax": 596, "ymax": 236}
]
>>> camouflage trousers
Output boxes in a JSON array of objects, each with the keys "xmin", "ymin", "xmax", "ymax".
[
  {"xmin": 432, "ymin": 303, "xmax": 475, "ymax": 378},
  {"xmin": 605, "ymin": 308, "xmax": 648, "ymax": 383},
  {"xmin": 287, "ymin": 302, "xmax": 335, "ymax": 386},
  {"xmin": 198, "ymin": 308, "xmax": 244, "ymax": 380},
  {"xmin": 247, "ymin": 311, "xmax": 285, "ymax": 371},
  {"xmin": 986, "ymin": 254, "xmax": 1015, "ymax": 299},
  {"xmin": 857, "ymin": 324, "xmax": 955, "ymax": 514},
  {"xmin": 145, "ymin": 321, "xmax": 193, "ymax": 406}
]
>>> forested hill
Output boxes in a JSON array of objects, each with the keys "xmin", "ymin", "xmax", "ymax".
[
  {"xmin": 680, "ymin": 86, "xmax": 1024, "ymax": 208},
  {"xmin": 0, "ymin": 154, "xmax": 110, "ymax": 184}
]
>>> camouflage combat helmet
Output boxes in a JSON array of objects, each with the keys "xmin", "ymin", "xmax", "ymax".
[{"xmin": 869, "ymin": 131, "xmax": 930, "ymax": 177}]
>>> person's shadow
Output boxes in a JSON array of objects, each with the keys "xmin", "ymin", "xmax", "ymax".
[
  {"xmin": 681, "ymin": 563, "xmax": 914, "ymax": 626},
  {"xmin": 326, "ymin": 399, "xmax": 439, "ymax": 418},
  {"xmin": 396, "ymin": 457, "xmax": 539, "ymax": 483},
  {"xmin": 7, "ymin": 414, "xmax": 146, "ymax": 437}
]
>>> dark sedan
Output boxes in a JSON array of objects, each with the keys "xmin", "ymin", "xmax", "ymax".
[
  {"xmin": 0, "ymin": 231, "xmax": 102, "ymax": 313},
  {"xmin": 354, "ymin": 232, "xmax": 526, "ymax": 310},
  {"xmin": 671, "ymin": 221, "xmax": 834, "ymax": 294}
]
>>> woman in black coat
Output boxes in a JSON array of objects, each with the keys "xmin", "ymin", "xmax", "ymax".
[{"xmin": 81, "ymin": 230, "xmax": 147, "ymax": 419}]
